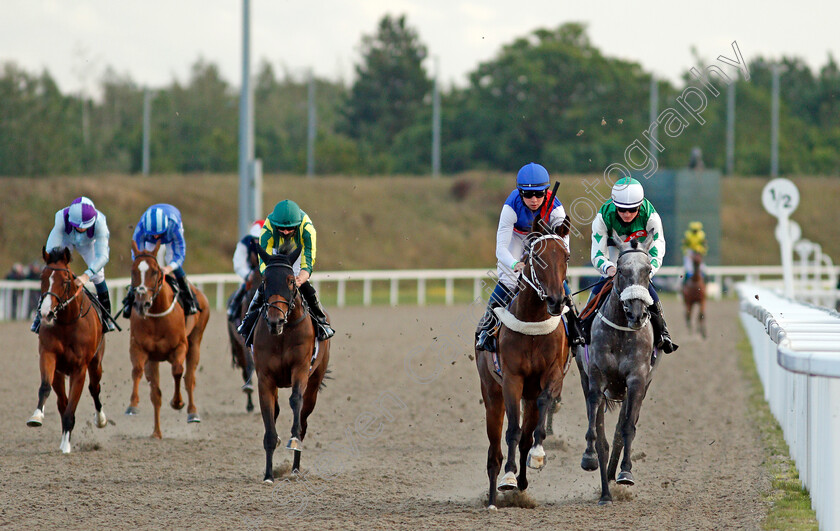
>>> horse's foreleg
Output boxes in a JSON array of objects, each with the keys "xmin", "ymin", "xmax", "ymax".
[
  {"xmin": 581, "ymin": 374, "xmax": 604, "ymax": 472},
  {"xmin": 27, "ymin": 352, "xmax": 57, "ymax": 427},
  {"xmin": 606, "ymin": 400, "xmax": 628, "ymax": 482},
  {"xmin": 59, "ymin": 369, "xmax": 87, "ymax": 454},
  {"xmin": 169, "ymin": 343, "xmax": 186, "ymax": 411},
  {"xmin": 616, "ymin": 376, "xmax": 647, "ymax": 486},
  {"xmin": 145, "ymin": 360, "xmax": 162, "ymax": 439},
  {"xmin": 126, "ymin": 347, "xmax": 145, "ymax": 415},
  {"xmin": 258, "ymin": 378, "xmax": 279, "ymax": 483},
  {"xmin": 518, "ymin": 400, "xmax": 538, "ymax": 490},
  {"xmin": 87, "ymin": 353, "xmax": 107, "ymax": 429},
  {"xmin": 500, "ymin": 375, "xmax": 524, "ymax": 489},
  {"xmin": 480, "ymin": 375, "xmax": 505, "ymax": 508},
  {"xmin": 287, "ymin": 377, "xmax": 305, "ymax": 453},
  {"xmin": 595, "ymin": 400, "xmax": 611, "ymax": 504},
  {"xmin": 184, "ymin": 335, "xmax": 203, "ymax": 423}
]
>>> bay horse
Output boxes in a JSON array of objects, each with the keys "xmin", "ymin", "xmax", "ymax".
[
  {"xmin": 682, "ymin": 251, "xmax": 706, "ymax": 338},
  {"xmin": 252, "ymin": 245, "xmax": 330, "ymax": 483},
  {"xmin": 475, "ymin": 216, "xmax": 572, "ymax": 509},
  {"xmin": 125, "ymin": 240, "xmax": 210, "ymax": 439},
  {"xmin": 26, "ymin": 247, "xmax": 107, "ymax": 453},
  {"xmin": 575, "ymin": 237, "xmax": 659, "ymax": 505},
  {"xmin": 227, "ymin": 265, "xmax": 261, "ymax": 412}
]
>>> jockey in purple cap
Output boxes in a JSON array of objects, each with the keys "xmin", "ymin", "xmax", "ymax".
[{"xmin": 32, "ymin": 196, "xmax": 115, "ymax": 333}]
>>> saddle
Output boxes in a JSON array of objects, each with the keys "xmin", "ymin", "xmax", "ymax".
[{"xmin": 164, "ymin": 275, "xmax": 194, "ymax": 318}]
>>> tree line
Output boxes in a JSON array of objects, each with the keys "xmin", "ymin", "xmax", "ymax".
[{"xmin": 1, "ymin": 18, "xmax": 838, "ymax": 177}]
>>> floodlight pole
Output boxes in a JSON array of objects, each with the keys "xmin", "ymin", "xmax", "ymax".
[
  {"xmin": 431, "ymin": 56, "xmax": 441, "ymax": 178},
  {"xmin": 238, "ymin": 0, "xmax": 256, "ymax": 236}
]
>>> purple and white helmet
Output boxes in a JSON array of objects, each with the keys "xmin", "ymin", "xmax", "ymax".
[{"xmin": 67, "ymin": 197, "xmax": 98, "ymax": 230}]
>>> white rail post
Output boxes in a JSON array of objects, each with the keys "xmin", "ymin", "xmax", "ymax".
[
  {"xmin": 363, "ymin": 279, "xmax": 372, "ymax": 307},
  {"xmin": 445, "ymin": 277, "xmax": 454, "ymax": 306},
  {"xmin": 418, "ymin": 278, "xmax": 426, "ymax": 306},
  {"xmin": 390, "ymin": 278, "xmax": 398, "ymax": 307},
  {"xmin": 337, "ymin": 280, "xmax": 346, "ymax": 308},
  {"xmin": 216, "ymin": 283, "xmax": 225, "ymax": 311}
]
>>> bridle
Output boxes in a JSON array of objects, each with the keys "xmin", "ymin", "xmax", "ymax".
[
  {"xmin": 597, "ymin": 247, "xmax": 652, "ymax": 332},
  {"xmin": 39, "ymin": 265, "xmax": 86, "ymax": 323},
  {"xmin": 132, "ymin": 253, "xmax": 177, "ymax": 318},
  {"xmin": 520, "ymin": 233, "xmax": 569, "ymax": 301},
  {"xmin": 261, "ymin": 262, "xmax": 305, "ymax": 329}
]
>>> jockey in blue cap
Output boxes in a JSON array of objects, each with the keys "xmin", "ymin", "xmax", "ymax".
[
  {"xmin": 32, "ymin": 196, "xmax": 115, "ymax": 333},
  {"xmin": 122, "ymin": 204, "xmax": 199, "ymax": 317},
  {"xmin": 475, "ymin": 162, "xmax": 584, "ymax": 353}
]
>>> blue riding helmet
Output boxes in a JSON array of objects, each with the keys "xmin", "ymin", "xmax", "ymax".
[
  {"xmin": 516, "ymin": 163, "xmax": 550, "ymax": 191},
  {"xmin": 142, "ymin": 207, "xmax": 169, "ymax": 235}
]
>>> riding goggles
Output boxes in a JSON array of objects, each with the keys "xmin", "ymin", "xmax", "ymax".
[{"xmin": 519, "ymin": 190, "xmax": 546, "ymax": 199}]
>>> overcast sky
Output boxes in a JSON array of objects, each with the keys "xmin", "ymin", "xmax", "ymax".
[{"xmin": 2, "ymin": 0, "xmax": 837, "ymax": 97}]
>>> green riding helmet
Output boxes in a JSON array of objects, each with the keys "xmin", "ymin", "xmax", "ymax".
[{"xmin": 268, "ymin": 200, "xmax": 304, "ymax": 229}]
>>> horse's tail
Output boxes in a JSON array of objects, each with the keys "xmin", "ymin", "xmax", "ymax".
[
  {"xmin": 605, "ymin": 397, "xmax": 621, "ymax": 413},
  {"xmin": 319, "ymin": 369, "xmax": 333, "ymax": 391}
]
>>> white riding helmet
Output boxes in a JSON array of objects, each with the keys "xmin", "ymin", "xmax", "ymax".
[{"xmin": 611, "ymin": 177, "xmax": 644, "ymax": 209}]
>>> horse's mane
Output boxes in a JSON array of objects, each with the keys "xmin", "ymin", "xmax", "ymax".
[{"xmin": 45, "ymin": 247, "xmax": 70, "ymax": 265}]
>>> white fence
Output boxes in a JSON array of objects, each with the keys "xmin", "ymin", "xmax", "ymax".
[
  {"xmin": 2, "ymin": 264, "xmax": 839, "ymax": 322},
  {"xmin": 738, "ymin": 283, "xmax": 840, "ymax": 530}
]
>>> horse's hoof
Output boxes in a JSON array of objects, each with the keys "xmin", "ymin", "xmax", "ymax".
[
  {"xmin": 95, "ymin": 411, "xmax": 107, "ymax": 428},
  {"xmin": 125, "ymin": 406, "xmax": 139, "ymax": 416},
  {"xmin": 187, "ymin": 413, "xmax": 201, "ymax": 423},
  {"xmin": 581, "ymin": 453, "xmax": 599, "ymax": 472},
  {"xmin": 598, "ymin": 498, "xmax": 612, "ymax": 506},
  {"xmin": 527, "ymin": 444, "xmax": 546, "ymax": 470},
  {"xmin": 487, "ymin": 504, "xmax": 498, "ymax": 512},
  {"xmin": 242, "ymin": 381, "xmax": 254, "ymax": 393},
  {"xmin": 170, "ymin": 399, "xmax": 185, "ymax": 411},
  {"xmin": 246, "ymin": 403, "xmax": 254, "ymax": 413},
  {"xmin": 59, "ymin": 432, "xmax": 71, "ymax": 454},
  {"xmin": 286, "ymin": 437, "xmax": 302, "ymax": 452},
  {"xmin": 497, "ymin": 471, "xmax": 518, "ymax": 491},
  {"xmin": 263, "ymin": 478, "xmax": 274, "ymax": 484},
  {"xmin": 26, "ymin": 409, "xmax": 44, "ymax": 427},
  {"xmin": 617, "ymin": 471, "xmax": 635, "ymax": 485}
]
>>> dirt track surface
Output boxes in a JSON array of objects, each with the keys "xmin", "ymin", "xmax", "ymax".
[{"xmin": 0, "ymin": 300, "xmax": 767, "ymax": 529}]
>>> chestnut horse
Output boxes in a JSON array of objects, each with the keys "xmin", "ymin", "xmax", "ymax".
[
  {"xmin": 26, "ymin": 247, "xmax": 107, "ymax": 453},
  {"xmin": 252, "ymin": 245, "xmax": 330, "ymax": 483},
  {"xmin": 682, "ymin": 251, "xmax": 706, "ymax": 338},
  {"xmin": 475, "ymin": 216, "xmax": 572, "ymax": 509},
  {"xmin": 227, "ymin": 265, "xmax": 261, "ymax": 412},
  {"xmin": 125, "ymin": 240, "xmax": 210, "ymax": 438}
]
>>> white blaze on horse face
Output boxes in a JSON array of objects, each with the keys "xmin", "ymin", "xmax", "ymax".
[
  {"xmin": 41, "ymin": 271, "xmax": 56, "ymax": 317},
  {"xmin": 137, "ymin": 260, "xmax": 149, "ymax": 287}
]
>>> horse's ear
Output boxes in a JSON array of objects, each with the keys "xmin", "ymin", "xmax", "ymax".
[
  {"xmin": 131, "ymin": 240, "xmax": 140, "ymax": 256},
  {"xmin": 289, "ymin": 244, "xmax": 303, "ymax": 264},
  {"xmin": 555, "ymin": 217, "xmax": 571, "ymax": 239},
  {"xmin": 42, "ymin": 246, "xmax": 49, "ymax": 263},
  {"xmin": 152, "ymin": 239, "xmax": 161, "ymax": 256},
  {"xmin": 63, "ymin": 247, "xmax": 72, "ymax": 264},
  {"xmin": 256, "ymin": 245, "xmax": 272, "ymax": 264}
]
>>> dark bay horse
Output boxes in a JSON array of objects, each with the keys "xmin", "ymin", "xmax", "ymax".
[
  {"xmin": 252, "ymin": 245, "xmax": 330, "ymax": 483},
  {"xmin": 475, "ymin": 216, "xmax": 572, "ymax": 509},
  {"xmin": 26, "ymin": 247, "xmax": 107, "ymax": 453},
  {"xmin": 227, "ymin": 261, "xmax": 261, "ymax": 412},
  {"xmin": 575, "ymin": 237, "xmax": 659, "ymax": 505},
  {"xmin": 126, "ymin": 240, "xmax": 210, "ymax": 439},
  {"xmin": 683, "ymin": 251, "xmax": 706, "ymax": 338}
]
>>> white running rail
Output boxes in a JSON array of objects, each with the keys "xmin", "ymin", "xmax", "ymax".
[{"xmin": 738, "ymin": 283, "xmax": 840, "ymax": 530}]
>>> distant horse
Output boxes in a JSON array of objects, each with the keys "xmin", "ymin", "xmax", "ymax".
[
  {"xmin": 683, "ymin": 251, "xmax": 706, "ymax": 338},
  {"xmin": 26, "ymin": 247, "xmax": 107, "ymax": 453},
  {"xmin": 475, "ymin": 216, "xmax": 572, "ymax": 509},
  {"xmin": 125, "ymin": 240, "xmax": 210, "ymax": 439},
  {"xmin": 576, "ymin": 237, "xmax": 659, "ymax": 505},
  {"xmin": 227, "ymin": 258, "xmax": 261, "ymax": 412},
  {"xmin": 252, "ymin": 245, "xmax": 331, "ymax": 483}
]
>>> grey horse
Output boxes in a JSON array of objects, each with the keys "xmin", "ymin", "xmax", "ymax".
[{"xmin": 575, "ymin": 237, "xmax": 659, "ymax": 505}]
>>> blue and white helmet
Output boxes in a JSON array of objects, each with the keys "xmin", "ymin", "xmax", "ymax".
[
  {"xmin": 516, "ymin": 163, "xmax": 550, "ymax": 191},
  {"xmin": 67, "ymin": 196, "xmax": 98, "ymax": 230},
  {"xmin": 142, "ymin": 207, "xmax": 169, "ymax": 235}
]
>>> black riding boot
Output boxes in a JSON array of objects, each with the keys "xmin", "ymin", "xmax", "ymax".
[
  {"xmin": 238, "ymin": 285, "xmax": 264, "ymax": 347},
  {"xmin": 565, "ymin": 299, "xmax": 585, "ymax": 347},
  {"xmin": 176, "ymin": 276, "xmax": 199, "ymax": 315},
  {"xmin": 299, "ymin": 281, "xmax": 335, "ymax": 341},
  {"xmin": 122, "ymin": 290, "xmax": 134, "ymax": 319},
  {"xmin": 475, "ymin": 299, "xmax": 502, "ymax": 352},
  {"xmin": 649, "ymin": 301, "xmax": 679, "ymax": 353},
  {"xmin": 97, "ymin": 289, "xmax": 116, "ymax": 333},
  {"xmin": 30, "ymin": 312, "xmax": 41, "ymax": 333},
  {"xmin": 227, "ymin": 283, "xmax": 247, "ymax": 322}
]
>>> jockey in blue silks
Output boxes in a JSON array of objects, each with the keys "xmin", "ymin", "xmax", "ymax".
[
  {"xmin": 123, "ymin": 204, "xmax": 199, "ymax": 317},
  {"xmin": 475, "ymin": 162, "xmax": 584, "ymax": 353},
  {"xmin": 32, "ymin": 196, "xmax": 116, "ymax": 333}
]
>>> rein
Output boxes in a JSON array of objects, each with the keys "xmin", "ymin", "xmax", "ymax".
[
  {"xmin": 39, "ymin": 265, "xmax": 87, "ymax": 323},
  {"xmin": 132, "ymin": 252, "xmax": 177, "ymax": 318},
  {"xmin": 596, "ymin": 247, "xmax": 652, "ymax": 332},
  {"xmin": 261, "ymin": 262, "xmax": 305, "ymax": 329},
  {"xmin": 520, "ymin": 233, "xmax": 569, "ymax": 301}
]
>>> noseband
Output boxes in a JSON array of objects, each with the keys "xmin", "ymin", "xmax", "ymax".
[
  {"xmin": 597, "ymin": 246, "xmax": 652, "ymax": 331},
  {"xmin": 132, "ymin": 254, "xmax": 177, "ymax": 317},
  {"xmin": 521, "ymin": 233, "xmax": 569, "ymax": 301}
]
